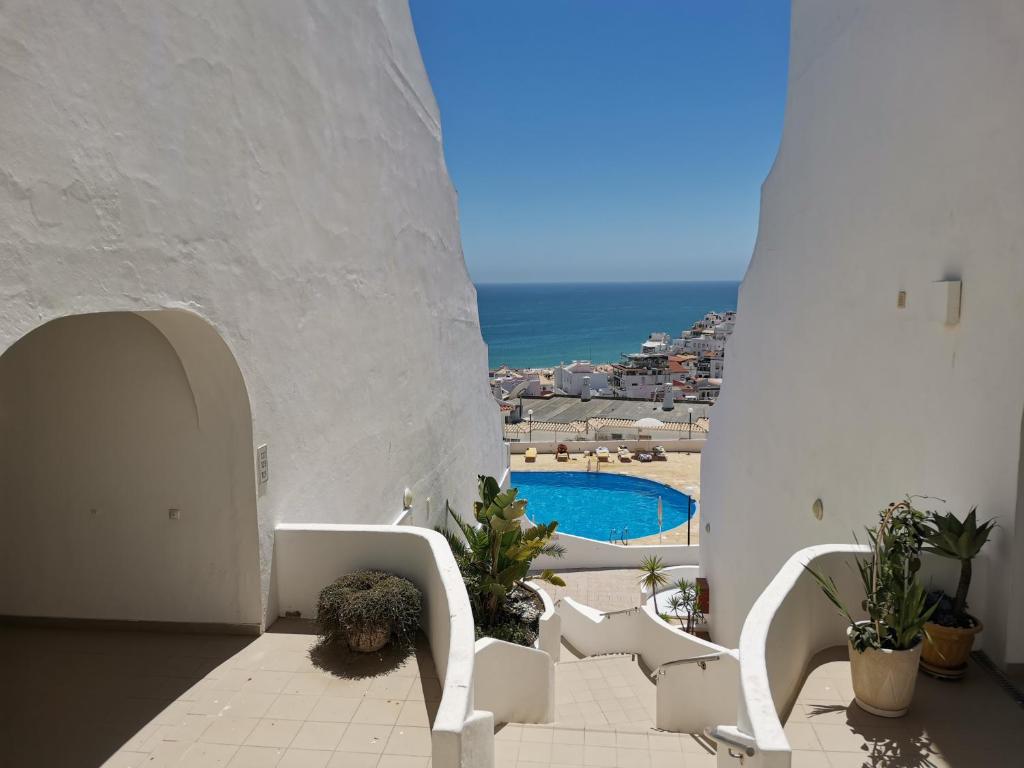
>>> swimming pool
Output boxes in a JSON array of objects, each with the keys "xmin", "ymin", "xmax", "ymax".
[{"xmin": 510, "ymin": 471, "xmax": 696, "ymax": 541}]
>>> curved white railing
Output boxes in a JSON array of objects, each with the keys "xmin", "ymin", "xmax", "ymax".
[
  {"xmin": 273, "ymin": 524, "xmax": 493, "ymax": 768},
  {"xmin": 472, "ymin": 582, "xmax": 561, "ymax": 725},
  {"xmin": 713, "ymin": 544, "xmax": 868, "ymax": 766},
  {"xmin": 558, "ymin": 596, "xmax": 738, "ymax": 732},
  {"xmin": 533, "ymin": 532, "xmax": 699, "ymax": 570}
]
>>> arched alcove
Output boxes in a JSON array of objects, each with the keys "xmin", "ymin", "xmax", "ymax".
[{"xmin": 0, "ymin": 310, "xmax": 261, "ymax": 628}]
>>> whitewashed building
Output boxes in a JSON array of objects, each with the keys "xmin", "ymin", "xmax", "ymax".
[{"xmin": 553, "ymin": 360, "xmax": 610, "ymax": 397}]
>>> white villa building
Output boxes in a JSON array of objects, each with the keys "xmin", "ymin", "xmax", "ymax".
[
  {"xmin": 552, "ymin": 360, "xmax": 610, "ymax": 397},
  {"xmin": 2, "ymin": 2, "xmax": 1023, "ymax": 768}
]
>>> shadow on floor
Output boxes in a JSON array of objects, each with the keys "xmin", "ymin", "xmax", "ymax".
[{"xmin": 0, "ymin": 624, "xmax": 255, "ymax": 768}]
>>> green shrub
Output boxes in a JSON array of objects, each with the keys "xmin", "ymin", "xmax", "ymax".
[
  {"xmin": 316, "ymin": 569, "xmax": 422, "ymax": 647},
  {"xmin": 437, "ymin": 475, "xmax": 563, "ymax": 645}
]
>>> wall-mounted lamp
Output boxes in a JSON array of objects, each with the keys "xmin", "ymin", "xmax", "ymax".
[
  {"xmin": 812, "ymin": 498, "xmax": 824, "ymax": 521},
  {"xmin": 403, "ymin": 487, "xmax": 413, "ymax": 510}
]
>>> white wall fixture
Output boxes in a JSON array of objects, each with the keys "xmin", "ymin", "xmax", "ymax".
[
  {"xmin": 927, "ymin": 280, "xmax": 962, "ymax": 326},
  {"xmin": 403, "ymin": 487, "xmax": 414, "ymax": 510},
  {"xmin": 256, "ymin": 444, "xmax": 269, "ymax": 486},
  {"xmin": 812, "ymin": 498, "xmax": 824, "ymax": 521}
]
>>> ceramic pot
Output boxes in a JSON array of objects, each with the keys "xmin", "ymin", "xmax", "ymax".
[
  {"xmin": 847, "ymin": 626, "xmax": 922, "ymax": 717},
  {"xmin": 921, "ymin": 620, "xmax": 982, "ymax": 678},
  {"xmin": 347, "ymin": 623, "xmax": 390, "ymax": 653}
]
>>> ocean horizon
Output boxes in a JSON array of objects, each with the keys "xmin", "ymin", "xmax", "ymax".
[{"xmin": 475, "ymin": 280, "xmax": 740, "ymax": 369}]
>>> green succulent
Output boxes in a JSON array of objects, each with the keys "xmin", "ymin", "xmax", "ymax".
[{"xmin": 923, "ymin": 507, "xmax": 995, "ymax": 622}]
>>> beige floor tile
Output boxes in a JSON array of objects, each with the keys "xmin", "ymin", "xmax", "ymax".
[
  {"xmin": 789, "ymin": 750, "xmax": 829, "ymax": 768},
  {"xmin": 495, "ymin": 743, "xmax": 519, "ymax": 767},
  {"xmin": 327, "ymin": 752, "xmax": 380, "ymax": 768},
  {"xmin": 226, "ymin": 745, "xmax": 285, "ymax": 767},
  {"xmin": 495, "ymin": 724, "xmax": 523, "ymax": 742},
  {"xmin": 395, "ymin": 699, "xmax": 432, "ymax": 727},
  {"xmin": 521, "ymin": 726, "xmax": 556, "ymax": 743},
  {"xmin": 553, "ymin": 728, "xmax": 585, "ymax": 745},
  {"xmin": 352, "ymin": 697, "xmax": 404, "ymax": 725},
  {"xmin": 582, "ymin": 744, "xmax": 617, "ymax": 767},
  {"xmin": 266, "ymin": 694, "xmax": 321, "ymax": 721},
  {"xmin": 584, "ymin": 730, "xmax": 617, "ymax": 747},
  {"xmin": 784, "ymin": 722, "xmax": 822, "ymax": 751},
  {"xmin": 323, "ymin": 677, "xmax": 372, "ymax": 698},
  {"xmin": 201, "ymin": 717, "xmax": 260, "ymax": 746},
  {"xmin": 225, "ymin": 692, "xmax": 278, "ymax": 719},
  {"xmin": 245, "ymin": 719, "xmax": 303, "ymax": 748},
  {"xmin": 615, "ymin": 747, "xmax": 651, "ymax": 767},
  {"xmin": 517, "ymin": 740, "xmax": 554, "ymax": 763},
  {"xmin": 550, "ymin": 741, "xmax": 585, "ymax": 764},
  {"xmin": 276, "ymin": 748, "xmax": 333, "ymax": 768},
  {"xmin": 824, "ymin": 753, "xmax": 871, "ymax": 768},
  {"xmin": 243, "ymin": 671, "xmax": 294, "ymax": 695},
  {"xmin": 283, "ymin": 673, "xmax": 331, "ymax": 697},
  {"xmin": 377, "ymin": 757, "xmax": 430, "ymax": 768},
  {"xmin": 338, "ymin": 723, "xmax": 393, "ymax": 755},
  {"xmin": 177, "ymin": 742, "xmax": 239, "ymax": 768},
  {"xmin": 367, "ymin": 675, "xmax": 416, "ymax": 700},
  {"xmin": 290, "ymin": 721, "xmax": 346, "ymax": 751}
]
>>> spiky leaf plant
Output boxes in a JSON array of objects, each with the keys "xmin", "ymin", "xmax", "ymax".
[{"xmin": 923, "ymin": 507, "xmax": 995, "ymax": 627}]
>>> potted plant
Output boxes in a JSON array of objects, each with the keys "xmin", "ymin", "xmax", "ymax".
[
  {"xmin": 920, "ymin": 507, "xmax": 995, "ymax": 678},
  {"xmin": 639, "ymin": 555, "xmax": 669, "ymax": 613},
  {"xmin": 438, "ymin": 475, "xmax": 565, "ymax": 646},
  {"xmin": 316, "ymin": 569, "xmax": 422, "ymax": 653},
  {"xmin": 806, "ymin": 499, "xmax": 937, "ymax": 717}
]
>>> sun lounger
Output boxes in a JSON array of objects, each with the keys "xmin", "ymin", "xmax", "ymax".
[
  {"xmin": 617, "ymin": 449, "xmax": 632, "ymax": 462},
  {"xmin": 555, "ymin": 443, "xmax": 570, "ymax": 461},
  {"xmin": 595, "ymin": 446, "xmax": 610, "ymax": 462},
  {"xmin": 637, "ymin": 452, "xmax": 654, "ymax": 463},
  {"xmin": 524, "ymin": 447, "xmax": 537, "ymax": 462},
  {"xmin": 653, "ymin": 445, "xmax": 668, "ymax": 461}
]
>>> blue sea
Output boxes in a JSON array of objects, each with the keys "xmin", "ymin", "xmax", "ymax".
[{"xmin": 475, "ymin": 281, "xmax": 740, "ymax": 369}]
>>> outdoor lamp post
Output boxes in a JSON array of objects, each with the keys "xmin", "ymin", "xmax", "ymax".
[
  {"xmin": 528, "ymin": 409, "xmax": 533, "ymax": 442},
  {"xmin": 688, "ymin": 407, "xmax": 693, "ymax": 440}
]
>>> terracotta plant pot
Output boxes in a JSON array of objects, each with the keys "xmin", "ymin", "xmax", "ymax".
[
  {"xmin": 847, "ymin": 627, "xmax": 923, "ymax": 718},
  {"xmin": 347, "ymin": 622, "xmax": 390, "ymax": 653},
  {"xmin": 920, "ymin": 620, "xmax": 982, "ymax": 679}
]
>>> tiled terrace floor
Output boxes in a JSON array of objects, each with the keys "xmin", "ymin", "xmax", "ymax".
[
  {"xmin": 787, "ymin": 647, "xmax": 1024, "ymax": 767},
  {"xmin": 0, "ymin": 621, "xmax": 438, "ymax": 768},
  {"xmin": 495, "ymin": 653, "xmax": 716, "ymax": 768},
  {"xmin": 539, "ymin": 569, "xmax": 645, "ymax": 614}
]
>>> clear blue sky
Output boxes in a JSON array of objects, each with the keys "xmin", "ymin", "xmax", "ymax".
[{"xmin": 409, "ymin": 0, "xmax": 790, "ymax": 284}]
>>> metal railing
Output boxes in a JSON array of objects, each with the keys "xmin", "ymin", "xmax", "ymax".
[
  {"xmin": 706, "ymin": 726, "xmax": 756, "ymax": 759},
  {"xmin": 650, "ymin": 652, "xmax": 720, "ymax": 678},
  {"xmin": 598, "ymin": 606, "xmax": 640, "ymax": 618}
]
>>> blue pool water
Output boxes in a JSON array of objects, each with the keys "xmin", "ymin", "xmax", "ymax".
[{"xmin": 510, "ymin": 471, "xmax": 696, "ymax": 541}]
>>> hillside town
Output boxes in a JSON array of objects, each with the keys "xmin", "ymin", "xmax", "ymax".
[
  {"xmin": 489, "ymin": 311, "xmax": 735, "ymax": 443},
  {"xmin": 489, "ymin": 310, "xmax": 736, "ymax": 407}
]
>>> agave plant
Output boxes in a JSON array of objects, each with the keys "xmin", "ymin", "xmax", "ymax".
[
  {"xmin": 923, "ymin": 507, "xmax": 995, "ymax": 625},
  {"xmin": 442, "ymin": 475, "xmax": 565, "ymax": 625},
  {"xmin": 639, "ymin": 555, "xmax": 669, "ymax": 613},
  {"xmin": 806, "ymin": 498, "xmax": 937, "ymax": 652}
]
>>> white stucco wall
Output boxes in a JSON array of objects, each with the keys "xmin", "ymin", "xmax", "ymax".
[
  {"xmin": 0, "ymin": 312, "xmax": 261, "ymax": 625},
  {"xmin": 701, "ymin": 0, "xmax": 1024, "ymax": 666},
  {"xmin": 0, "ymin": 1, "xmax": 505, "ymax": 626}
]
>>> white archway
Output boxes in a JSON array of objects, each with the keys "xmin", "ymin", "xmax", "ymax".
[{"xmin": 0, "ymin": 310, "xmax": 261, "ymax": 628}]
